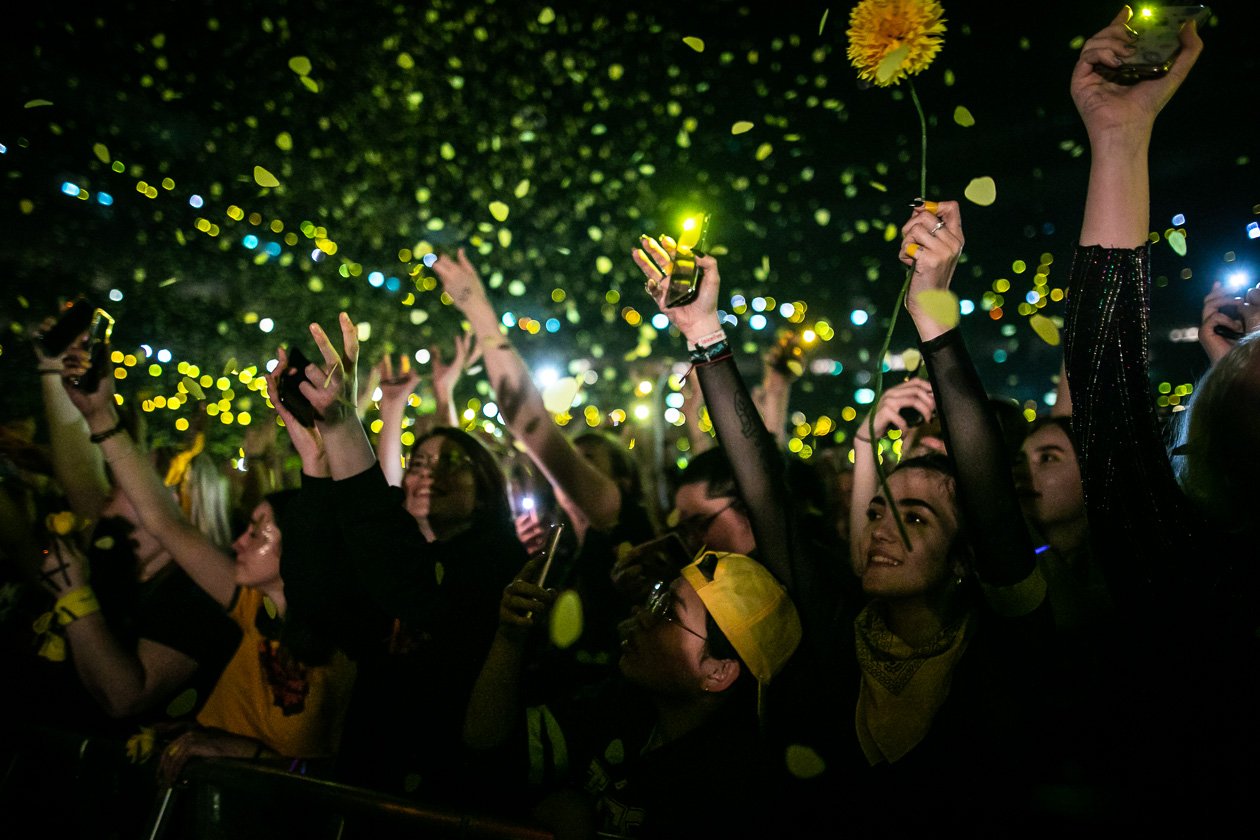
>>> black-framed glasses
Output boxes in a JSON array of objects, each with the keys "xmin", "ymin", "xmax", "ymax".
[{"xmin": 645, "ymin": 580, "xmax": 707, "ymax": 641}]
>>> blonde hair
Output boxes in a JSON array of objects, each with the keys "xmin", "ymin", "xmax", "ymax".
[{"xmin": 1172, "ymin": 332, "xmax": 1260, "ymax": 526}]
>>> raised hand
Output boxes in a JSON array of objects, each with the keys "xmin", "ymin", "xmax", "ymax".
[
  {"xmin": 863, "ymin": 378, "xmax": 937, "ymax": 443},
  {"xmin": 1071, "ymin": 7, "xmax": 1203, "ymax": 140},
  {"xmin": 632, "ymin": 235, "xmax": 723, "ymax": 344},
  {"xmin": 900, "ymin": 199, "xmax": 965, "ymax": 341},
  {"xmin": 432, "ymin": 248, "xmax": 491, "ymax": 314},
  {"xmin": 264, "ymin": 348, "xmax": 327, "ymax": 475},
  {"xmin": 498, "ymin": 555, "xmax": 556, "ymax": 639},
  {"xmin": 302, "ymin": 312, "xmax": 360, "ymax": 427},
  {"xmin": 60, "ymin": 339, "xmax": 119, "ymax": 427},
  {"xmin": 38, "ymin": 536, "xmax": 90, "ymax": 597},
  {"xmin": 376, "ymin": 353, "xmax": 421, "ymax": 404},
  {"xmin": 432, "ymin": 330, "xmax": 482, "ymax": 400}
]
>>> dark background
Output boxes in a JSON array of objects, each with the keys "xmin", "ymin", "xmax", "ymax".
[{"xmin": 2, "ymin": 1, "xmax": 1254, "ymax": 458}]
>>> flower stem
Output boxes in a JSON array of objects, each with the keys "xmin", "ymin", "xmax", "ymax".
[{"xmin": 865, "ymin": 79, "xmax": 930, "ymax": 551}]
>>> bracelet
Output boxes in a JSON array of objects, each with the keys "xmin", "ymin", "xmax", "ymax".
[
  {"xmin": 688, "ymin": 339, "xmax": 731, "ymax": 366},
  {"xmin": 54, "ymin": 586, "xmax": 101, "ymax": 626},
  {"xmin": 687, "ymin": 328, "xmax": 727, "ymax": 352},
  {"xmin": 89, "ymin": 421, "xmax": 126, "ymax": 444}
]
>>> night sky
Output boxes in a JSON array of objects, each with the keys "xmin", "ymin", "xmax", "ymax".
[{"xmin": 2, "ymin": 1, "xmax": 1253, "ymax": 460}]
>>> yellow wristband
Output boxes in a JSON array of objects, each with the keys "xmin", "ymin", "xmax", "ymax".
[{"xmin": 54, "ymin": 586, "xmax": 101, "ymax": 626}]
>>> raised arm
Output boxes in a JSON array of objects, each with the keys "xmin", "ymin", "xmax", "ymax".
[
  {"xmin": 847, "ymin": 378, "xmax": 936, "ymax": 574},
  {"xmin": 901, "ymin": 200, "xmax": 1040, "ymax": 605},
  {"xmin": 372, "ymin": 353, "xmax": 421, "ymax": 487},
  {"xmin": 433, "ymin": 249, "xmax": 623, "ymax": 532},
  {"xmin": 34, "ymin": 318, "xmax": 109, "ymax": 520},
  {"xmin": 1074, "ymin": 7, "xmax": 1202, "ymax": 248},
  {"xmin": 39, "ymin": 536, "xmax": 200, "ymax": 717},
  {"xmin": 60, "ymin": 346, "xmax": 237, "ymax": 607}
]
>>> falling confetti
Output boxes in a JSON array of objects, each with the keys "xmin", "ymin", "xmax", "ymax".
[
  {"xmin": 550, "ymin": 589, "xmax": 584, "ymax": 648},
  {"xmin": 1029, "ymin": 314, "xmax": 1061, "ymax": 346},
  {"xmin": 683, "ymin": 36, "xmax": 705, "ymax": 53},
  {"xmin": 786, "ymin": 744, "xmax": 827, "ymax": 779},
  {"xmin": 489, "ymin": 201, "xmax": 510, "ymax": 222},
  {"xmin": 1168, "ymin": 230, "xmax": 1187, "ymax": 256},
  {"xmin": 731, "ymin": 121, "xmax": 755, "ymax": 135},
  {"xmin": 253, "ymin": 166, "xmax": 280, "ymax": 188},
  {"xmin": 964, "ymin": 176, "xmax": 997, "ymax": 206},
  {"xmin": 875, "ymin": 45, "xmax": 910, "ymax": 85},
  {"xmin": 819, "ymin": 9, "xmax": 830, "ymax": 36},
  {"xmin": 288, "ymin": 56, "xmax": 312, "ymax": 76},
  {"xmin": 953, "ymin": 106, "xmax": 975, "ymax": 127},
  {"xmin": 92, "ymin": 143, "xmax": 111, "ymax": 163},
  {"xmin": 914, "ymin": 289, "xmax": 961, "ymax": 329}
]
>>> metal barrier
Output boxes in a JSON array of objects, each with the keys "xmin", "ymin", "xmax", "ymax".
[{"xmin": 145, "ymin": 759, "xmax": 554, "ymax": 840}]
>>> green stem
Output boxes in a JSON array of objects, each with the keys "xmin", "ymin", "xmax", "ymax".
[{"xmin": 866, "ymin": 79, "xmax": 930, "ymax": 551}]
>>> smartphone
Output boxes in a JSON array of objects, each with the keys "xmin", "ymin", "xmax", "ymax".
[
  {"xmin": 665, "ymin": 213, "xmax": 711, "ymax": 309},
  {"xmin": 1105, "ymin": 5, "xmax": 1211, "ymax": 84},
  {"xmin": 39, "ymin": 296, "xmax": 97, "ymax": 357},
  {"xmin": 278, "ymin": 345, "xmax": 319, "ymax": 427},
  {"xmin": 897, "ymin": 364, "xmax": 929, "ymax": 429},
  {"xmin": 69, "ymin": 309, "xmax": 115, "ymax": 393},
  {"xmin": 534, "ymin": 522, "xmax": 565, "ymax": 588},
  {"xmin": 1214, "ymin": 302, "xmax": 1245, "ymax": 341}
]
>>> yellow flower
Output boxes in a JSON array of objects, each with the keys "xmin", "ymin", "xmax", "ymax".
[{"xmin": 847, "ymin": 0, "xmax": 946, "ymax": 87}]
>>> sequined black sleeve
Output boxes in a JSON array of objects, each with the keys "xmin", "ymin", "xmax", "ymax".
[
  {"xmin": 920, "ymin": 328, "xmax": 1041, "ymax": 610},
  {"xmin": 1062, "ymin": 246, "xmax": 1199, "ymax": 607}
]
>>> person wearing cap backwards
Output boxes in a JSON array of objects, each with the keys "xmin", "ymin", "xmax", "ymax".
[{"xmin": 464, "ymin": 526, "xmax": 800, "ymax": 838}]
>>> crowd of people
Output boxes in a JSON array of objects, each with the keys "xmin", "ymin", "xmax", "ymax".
[{"xmin": 2, "ymin": 11, "xmax": 1257, "ymax": 838}]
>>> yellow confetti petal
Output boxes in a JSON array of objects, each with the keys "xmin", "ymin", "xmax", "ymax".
[
  {"xmin": 819, "ymin": 9, "xmax": 830, "ymax": 36},
  {"xmin": 543, "ymin": 377, "xmax": 580, "ymax": 414},
  {"xmin": 253, "ymin": 166, "xmax": 280, "ymax": 188},
  {"xmin": 435, "ymin": 561, "xmax": 445, "ymax": 585},
  {"xmin": 165, "ymin": 688, "xmax": 198, "ymax": 718},
  {"xmin": 287, "ymin": 56, "xmax": 311, "ymax": 76},
  {"xmin": 94, "ymin": 536, "xmax": 115, "ymax": 550},
  {"xmin": 299, "ymin": 76, "xmax": 320, "ymax": 93},
  {"xmin": 489, "ymin": 201, "xmax": 510, "ymax": 222},
  {"xmin": 46, "ymin": 511, "xmax": 81, "ymax": 535},
  {"xmin": 397, "ymin": 52, "xmax": 414, "ymax": 70},
  {"xmin": 731, "ymin": 121, "xmax": 755, "ymax": 135},
  {"xmin": 755, "ymin": 142, "xmax": 773, "ymax": 161},
  {"xmin": 514, "ymin": 179, "xmax": 530, "ymax": 198},
  {"xmin": 953, "ymin": 106, "xmax": 975, "ymax": 127},
  {"xmin": 24, "ymin": 99, "xmax": 54, "ymax": 108},
  {"xmin": 1030, "ymin": 314, "xmax": 1061, "ymax": 347},
  {"xmin": 786, "ymin": 744, "xmax": 827, "ymax": 779},
  {"xmin": 1168, "ymin": 230, "xmax": 1187, "ymax": 256},
  {"xmin": 683, "ymin": 36, "xmax": 705, "ymax": 53},
  {"xmin": 275, "ymin": 132, "xmax": 292, "ymax": 151},
  {"xmin": 549, "ymin": 589, "xmax": 584, "ymax": 649},
  {"xmin": 914, "ymin": 289, "xmax": 961, "ymax": 330},
  {"xmin": 538, "ymin": 7, "xmax": 555, "ymax": 24},
  {"xmin": 92, "ymin": 143, "xmax": 111, "ymax": 164},
  {"xmin": 964, "ymin": 176, "xmax": 997, "ymax": 207},
  {"xmin": 263, "ymin": 596, "xmax": 278, "ymax": 619},
  {"xmin": 901, "ymin": 348, "xmax": 923, "ymax": 371},
  {"xmin": 875, "ymin": 45, "xmax": 910, "ymax": 85},
  {"xmin": 182, "ymin": 377, "xmax": 206, "ymax": 400}
]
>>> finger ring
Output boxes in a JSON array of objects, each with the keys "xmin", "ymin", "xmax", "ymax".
[{"xmin": 930, "ymin": 220, "xmax": 945, "ymax": 236}]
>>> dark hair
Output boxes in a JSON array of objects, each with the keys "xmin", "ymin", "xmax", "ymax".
[
  {"xmin": 409, "ymin": 427, "xmax": 512, "ymax": 529},
  {"xmin": 678, "ymin": 448, "xmax": 748, "ymax": 518},
  {"xmin": 1025, "ymin": 415, "xmax": 1077, "ymax": 453}
]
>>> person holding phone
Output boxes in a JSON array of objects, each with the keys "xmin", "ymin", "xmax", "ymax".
[{"xmin": 1063, "ymin": 8, "xmax": 1260, "ymax": 827}]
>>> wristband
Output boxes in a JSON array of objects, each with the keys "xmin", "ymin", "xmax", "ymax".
[
  {"xmin": 54, "ymin": 586, "xmax": 101, "ymax": 626},
  {"xmin": 89, "ymin": 421, "xmax": 126, "ymax": 444},
  {"xmin": 687, "ymin": 328, "xmax": 727, "ymax": 352},
  {"xmin": 688, "ymin": 339, "xmax": 732, "ymax": 366}
]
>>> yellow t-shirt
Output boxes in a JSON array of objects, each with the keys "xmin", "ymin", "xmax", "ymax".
[{"xmin": 197, "ymin": 587, "xmax": 356, "ymax": 757}]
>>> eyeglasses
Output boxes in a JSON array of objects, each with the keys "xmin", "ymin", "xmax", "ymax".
[
  {"xmin": 407, "ymin": 447, "xmax": 472, "ymax": 477},
  {"xmin": 645, "ymin": 580, "xmax": 707, "ymax": 641}
]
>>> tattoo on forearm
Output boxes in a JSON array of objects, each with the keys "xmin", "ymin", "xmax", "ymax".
[{"xmin": 734, "ymin": 391, "xmax": 758, "ymax": 439}]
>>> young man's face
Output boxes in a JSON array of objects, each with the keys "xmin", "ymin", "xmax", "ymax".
[{"xmin": 671, "ymin": 482, "xmax": 755, "ymax": 556}]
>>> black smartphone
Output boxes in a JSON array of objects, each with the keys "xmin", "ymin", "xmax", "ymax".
[
  {"xmin": 1214, "ymin": 301, "xmax": 1245, "ymax": 341},
  {"xmin": 665, "ymin": 213, "xmax": 711, "ymax": 309},
  {"xmin": 278, "ymin": 345, "xmax": 319, "ymax": 427},
  {"xmin": 68, "ymin": 309, "xmax": 115, "ymax": 393},
  {"xmin": 1105, "ymin": 5, "xmax": 1210, "ymax": 84},
  {"xmin": 535, "ymin": 522, "xmax": 566, "ymax": 588},
  {"xmin": 39, "ymin": 296, "xmax": 97, "ymax": 357}
]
